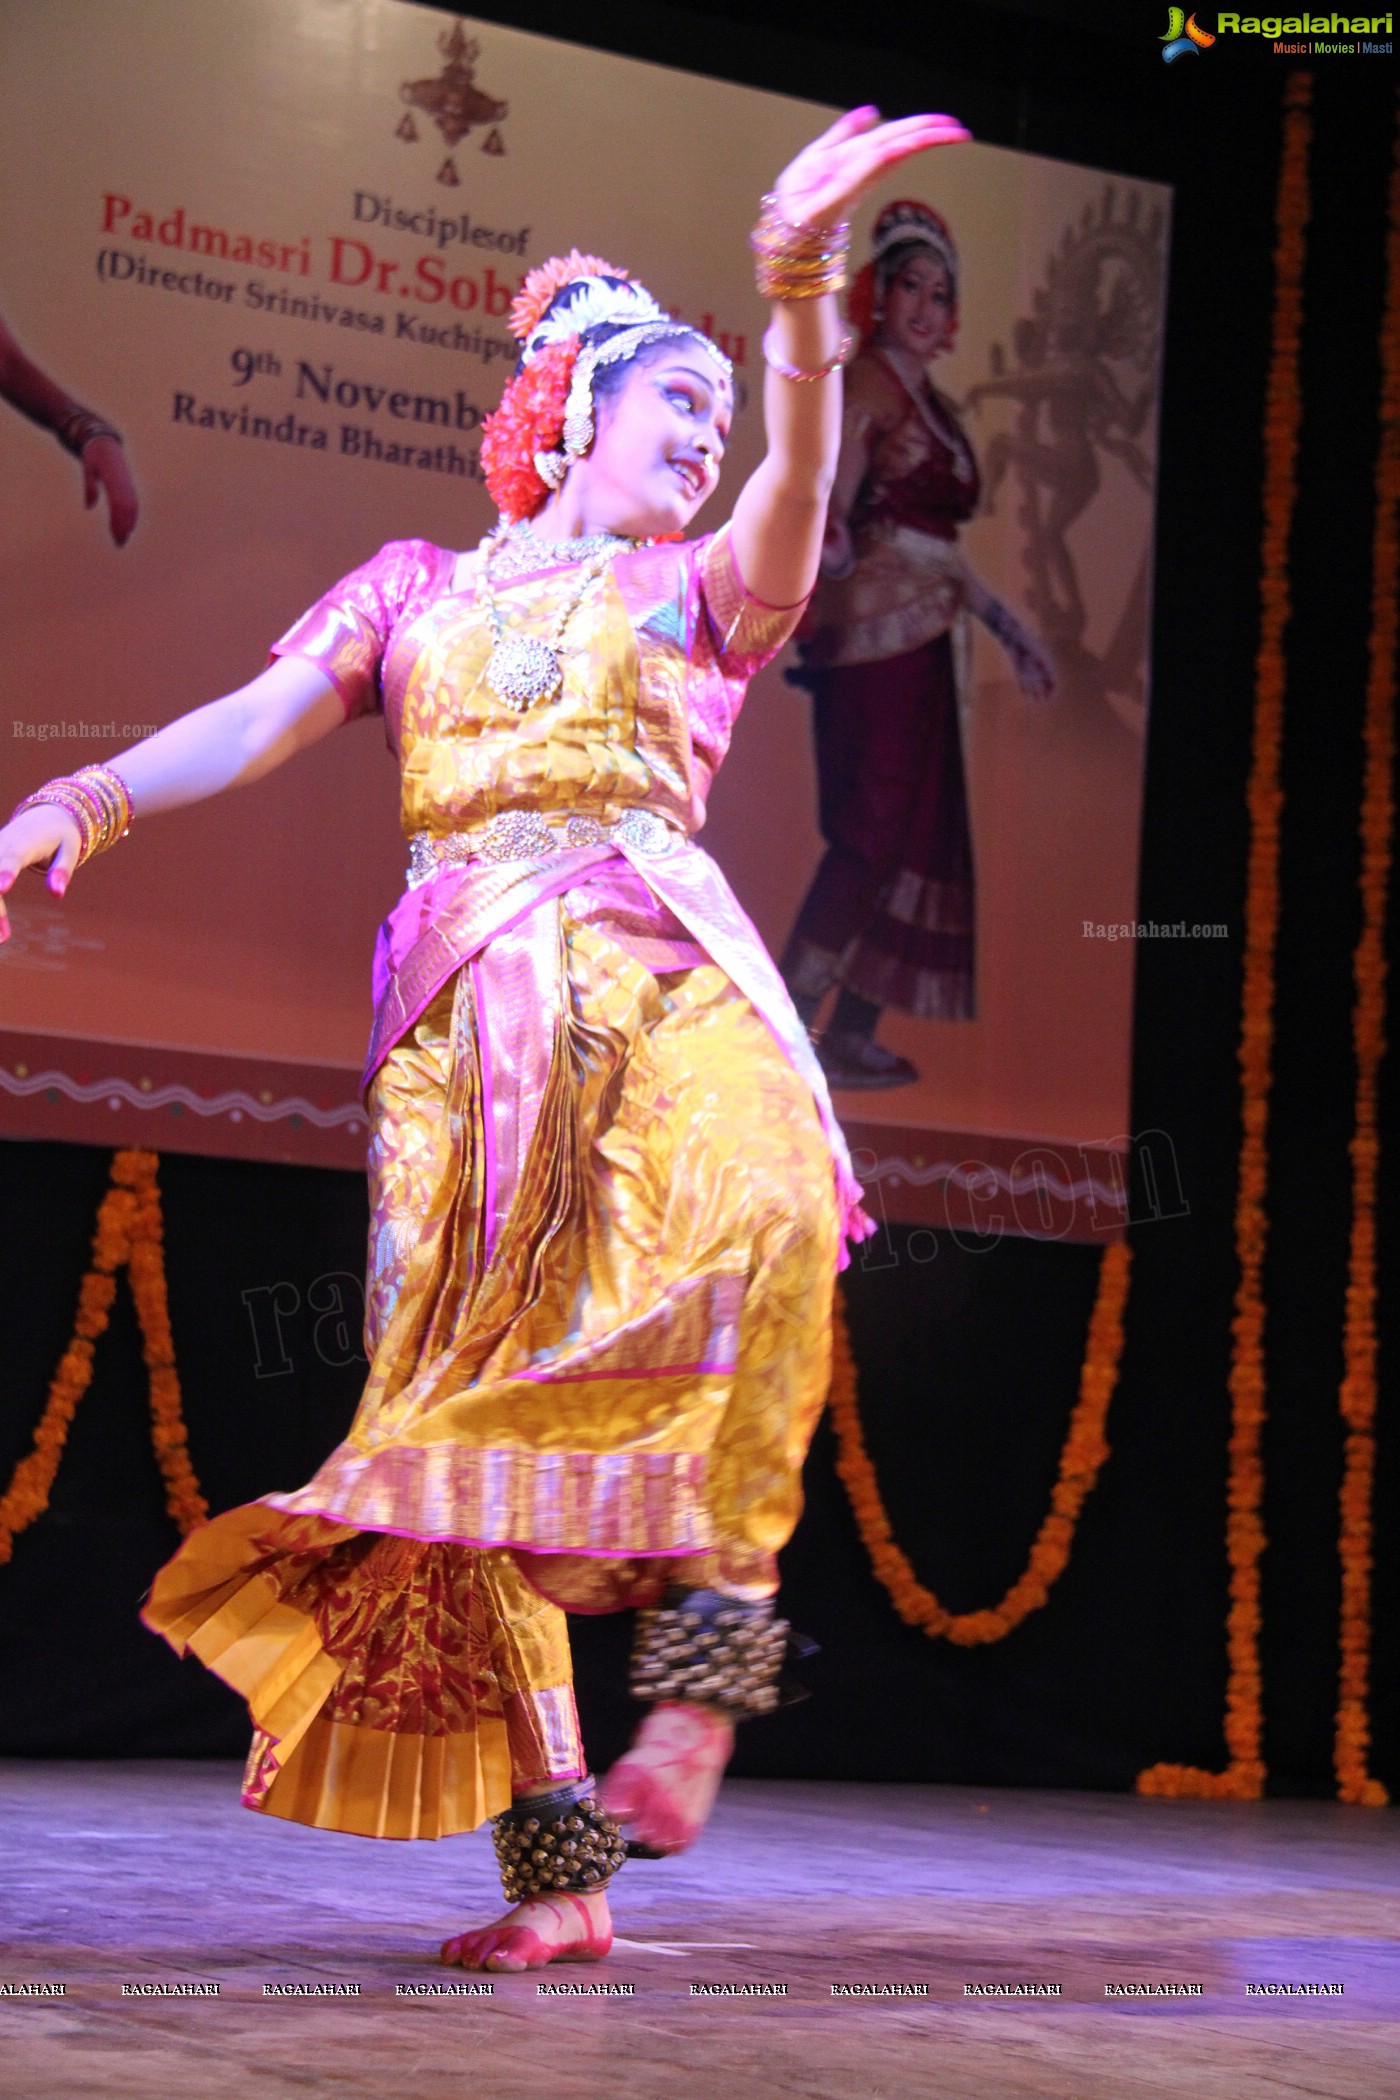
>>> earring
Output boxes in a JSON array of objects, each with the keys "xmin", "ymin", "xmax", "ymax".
[{"xmin": 560, "ymin": 350, "xmax": 598, "ymax": 465}]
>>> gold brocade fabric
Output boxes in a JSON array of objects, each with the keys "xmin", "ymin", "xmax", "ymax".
[
  {"xmin": 340, "ymin": 927, "xmax": 838, "ymax": 1592},
  {"xmin": 144, "ymin": 1507, "xmax": 578, "ymax": 1837},
  {"xmin": 143, "ymin": 534, "xmax": 838, "ymax": 1842}
]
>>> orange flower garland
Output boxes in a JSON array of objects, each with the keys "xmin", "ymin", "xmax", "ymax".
[
  {"xmin": 1333, "ymin": 95, "xmax": 1399, "ymax": 1812},
  {"xmin": 829, "ymin": 1240, "xmax": 1130, "ymax": 1644},
  {"xmin": 0, "ymin": 1149, "xmax": 206, "ymax": 1566},
  {"xmin": 480, "ymin": 338, "xmax": 578, "ymax": 523},
  {"xmin": 481, "ymin": 249, "xmax": 636, "ymax": 523},
  {"xmin": 1137, "ymin": 73, "xmax": 1313, "ymax": 1802}
]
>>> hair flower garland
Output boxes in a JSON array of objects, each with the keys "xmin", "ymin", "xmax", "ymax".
[
  {"xmin": 480, "ymin": 337, "xmax": 578, "ymax": 523},
  {"xmin": 509, "ymin": 250, "xmax": 630, "ymax": 343}
]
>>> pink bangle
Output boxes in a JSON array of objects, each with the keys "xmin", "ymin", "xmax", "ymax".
[{"xmin": 761, "ymin": 324, "xmax": 854, "ymax": 383}]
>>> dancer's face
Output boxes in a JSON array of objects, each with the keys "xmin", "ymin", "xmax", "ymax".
[
  {"xmin": 879, "ymin": 253, "xmax": 955, "ymax": 363},
  {"xmin": 581, "ymin": 347, "xmax": 732, "ymax": 538}
]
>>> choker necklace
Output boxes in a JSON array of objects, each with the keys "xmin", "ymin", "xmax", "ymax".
[{"xmin": 484, "ymin": 521, "xmax": 641, "ymax": 584}]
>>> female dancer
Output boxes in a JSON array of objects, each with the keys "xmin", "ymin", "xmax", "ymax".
[
  {"xmin": 781, "ymin": 201, "xmax": 1053, "ymax": 1088},
  {"xmin": 0, "ymin": 108, "xmax": 967, "ymax": 1971}
]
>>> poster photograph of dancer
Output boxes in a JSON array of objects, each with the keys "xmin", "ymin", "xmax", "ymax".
[{"xmin": 0, "ymin": 0, "xmax": 1167, "ymax": 1249}]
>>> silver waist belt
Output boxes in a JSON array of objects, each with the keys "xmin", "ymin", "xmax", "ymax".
[{"xmin": 406, "ymin": 807, "xmax": 682, "ymax": 889}]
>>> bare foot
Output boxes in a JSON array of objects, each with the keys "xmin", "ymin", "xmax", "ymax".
[
  {"xmin": 440, "ymin": 1889, "xmax": 612, "ymax": 1972},
  {"xmin": 598, "ymin": 1701, "xmax": 734, "ymax": 1853}
]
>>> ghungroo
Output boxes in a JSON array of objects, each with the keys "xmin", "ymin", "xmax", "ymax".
[
  {"xmin": 491, "ymin": 1779, "xmax": 626, "ymax": 1902},
  {"xmin": 630, "ymin": 1587, "xmax": 789, "ymax": 1719}
]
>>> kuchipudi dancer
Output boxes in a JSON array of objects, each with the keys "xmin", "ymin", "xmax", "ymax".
[{"xmin": 0, "ymin": 106, "xmax": 968, "ymax": 1971}]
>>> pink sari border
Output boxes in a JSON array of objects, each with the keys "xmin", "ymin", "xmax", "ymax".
[
  {"xmin": 469, "ymin": 954, "xmax": 498, "ymax": 1267},
  {"xmin": 514, "ymin": 1357, "xmax": 735, "ymax": 1384},
  {"xmin": 263, "ymin": 1443, "xmax": 716, "ymax": 1557}
]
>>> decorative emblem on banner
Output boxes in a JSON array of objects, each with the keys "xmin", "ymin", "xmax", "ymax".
[{"xmin": 398, "ymin": 22, "xmax": 508, "ymax": 185}]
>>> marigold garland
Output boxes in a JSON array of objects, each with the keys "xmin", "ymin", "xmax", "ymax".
[
  {"xmin": 1333, "ymin": 93, "xmax": 1399, "ymax": 1812},
  {"xmin": 829, "ymin": 1240, "xmax": 1130, "ymax": 1645},
  {"xmin": 0, "ymin": 1149, "xmax": 207, "ymax": 1565},
  {"xmin": 1137, "ymin": 73, "xmax": 1313, "ymax": 1803}
]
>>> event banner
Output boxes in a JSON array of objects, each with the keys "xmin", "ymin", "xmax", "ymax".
[{"xmin": 0, "ymin": 0, "xmax": 1169, "ymax": 1241}]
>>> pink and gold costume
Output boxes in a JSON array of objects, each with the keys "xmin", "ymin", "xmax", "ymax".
[{"xmin": 144, "ymin": 527, "xmax": 865, "ymax": 1840}]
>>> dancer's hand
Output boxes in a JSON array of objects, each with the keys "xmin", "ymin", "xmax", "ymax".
[
  {"xmin": 770, "ymin": 106, "xmax": 971, "ymax": 235},
  {"xmin": 81, "ymin": 434, "xmax": 139, "ymax": 546},
  {"xmin": 0, "ymin": 805, "xmax": 83, "ymax": 944},
  {"xmin": 1006, "ymin": 626, "xmax": 1056, "ymax": 701}
]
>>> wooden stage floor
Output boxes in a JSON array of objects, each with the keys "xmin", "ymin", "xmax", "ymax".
[{"xmin": 1, "ymin": 1763, "xmax": 1396, "ymax": 2099}]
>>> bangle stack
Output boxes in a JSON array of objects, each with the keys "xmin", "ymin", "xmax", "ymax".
[
  {"xmin": 761, "ymin": 323, "xmax": 855, "ymax": 383},
  {"xmin": 10, "ymin": 764, "xmax": 134, "ymax": 870},
  {"xmin": 55, "ymin": 407, "xmax": 124, "ymax": 458},
  {"xmin": 750, "ymin": 192, "xmax": 850, "ymax": 301}
]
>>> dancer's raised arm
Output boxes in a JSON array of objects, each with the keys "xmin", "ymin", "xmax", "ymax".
[{"xmin": 728, "ymin": 106, "xmax": 969, "ymax": 610}]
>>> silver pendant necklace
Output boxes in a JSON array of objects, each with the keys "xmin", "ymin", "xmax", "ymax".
[{"xmin": 478, "ymin": 526, "xmax": 627, "ymax": 709}]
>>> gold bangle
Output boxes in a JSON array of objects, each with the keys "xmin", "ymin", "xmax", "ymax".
[
  {"xmin": 750, "ymin": 191, "xmax": 850, "ymax": 301},
  {"xmin": 56, "ymin": 408, "xmax": 124, "ymax": 458},
  {"xmin": 10, "ymin": 764, "xmax": 133, "ymax": 870}
]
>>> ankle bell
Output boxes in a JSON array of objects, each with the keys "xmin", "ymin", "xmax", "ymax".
[
  {"xmin": 491, "ymin": 1778, "xmax": 627, "ymax": 1903},
  {"xmin": 629, "ymin": 1586, "xmax": 789, "ymax": 1720}
]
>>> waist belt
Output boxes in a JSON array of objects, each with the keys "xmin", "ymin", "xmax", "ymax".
[{"xmin": 407, "ymin": 807, "xmax": 682, "ymax": 889}]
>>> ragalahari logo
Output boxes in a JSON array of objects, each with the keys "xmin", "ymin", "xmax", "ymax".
[{"xmin": 1161, "ymin": 7, "xmax": 1218, "ymax": 54}]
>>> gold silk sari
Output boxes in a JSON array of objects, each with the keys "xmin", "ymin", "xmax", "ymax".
[{"xmin": 144, "ymin": 526, "xmax": 860, "ymax": 1840}]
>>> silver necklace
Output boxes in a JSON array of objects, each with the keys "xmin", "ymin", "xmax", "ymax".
[
  {"xmin": 478, "ymin": 529, "xmax": 618, "ymax": 710},
  {"xmin": 485, "ymin": 521, "xmax": 639, "ymax": 583}
]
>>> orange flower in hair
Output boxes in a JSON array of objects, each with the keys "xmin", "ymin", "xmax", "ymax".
[{"xmin": 509, "ymin": 250, "xmax": 631, "ymax": 343}]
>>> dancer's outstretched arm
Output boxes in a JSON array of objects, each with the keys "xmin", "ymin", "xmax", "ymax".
[
  {"xmin": 729, "ymin": 105, "xmax": 969, "ymax": 610},
  {"xmin": 0, "ymin": 656, "xmax": 343, "ymax": 938}
]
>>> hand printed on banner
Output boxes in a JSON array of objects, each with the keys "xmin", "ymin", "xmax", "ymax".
[
  {"xmin": 964, "ymin": 187, "xmax": 1166, "ymax": 733},
  {"xmin": 397, "ymin": 22, "xmax": 509, "ymax": 186},
  {"xmin": 0, "ymin": 307, "xmax": 139, "ymax": 545}
]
